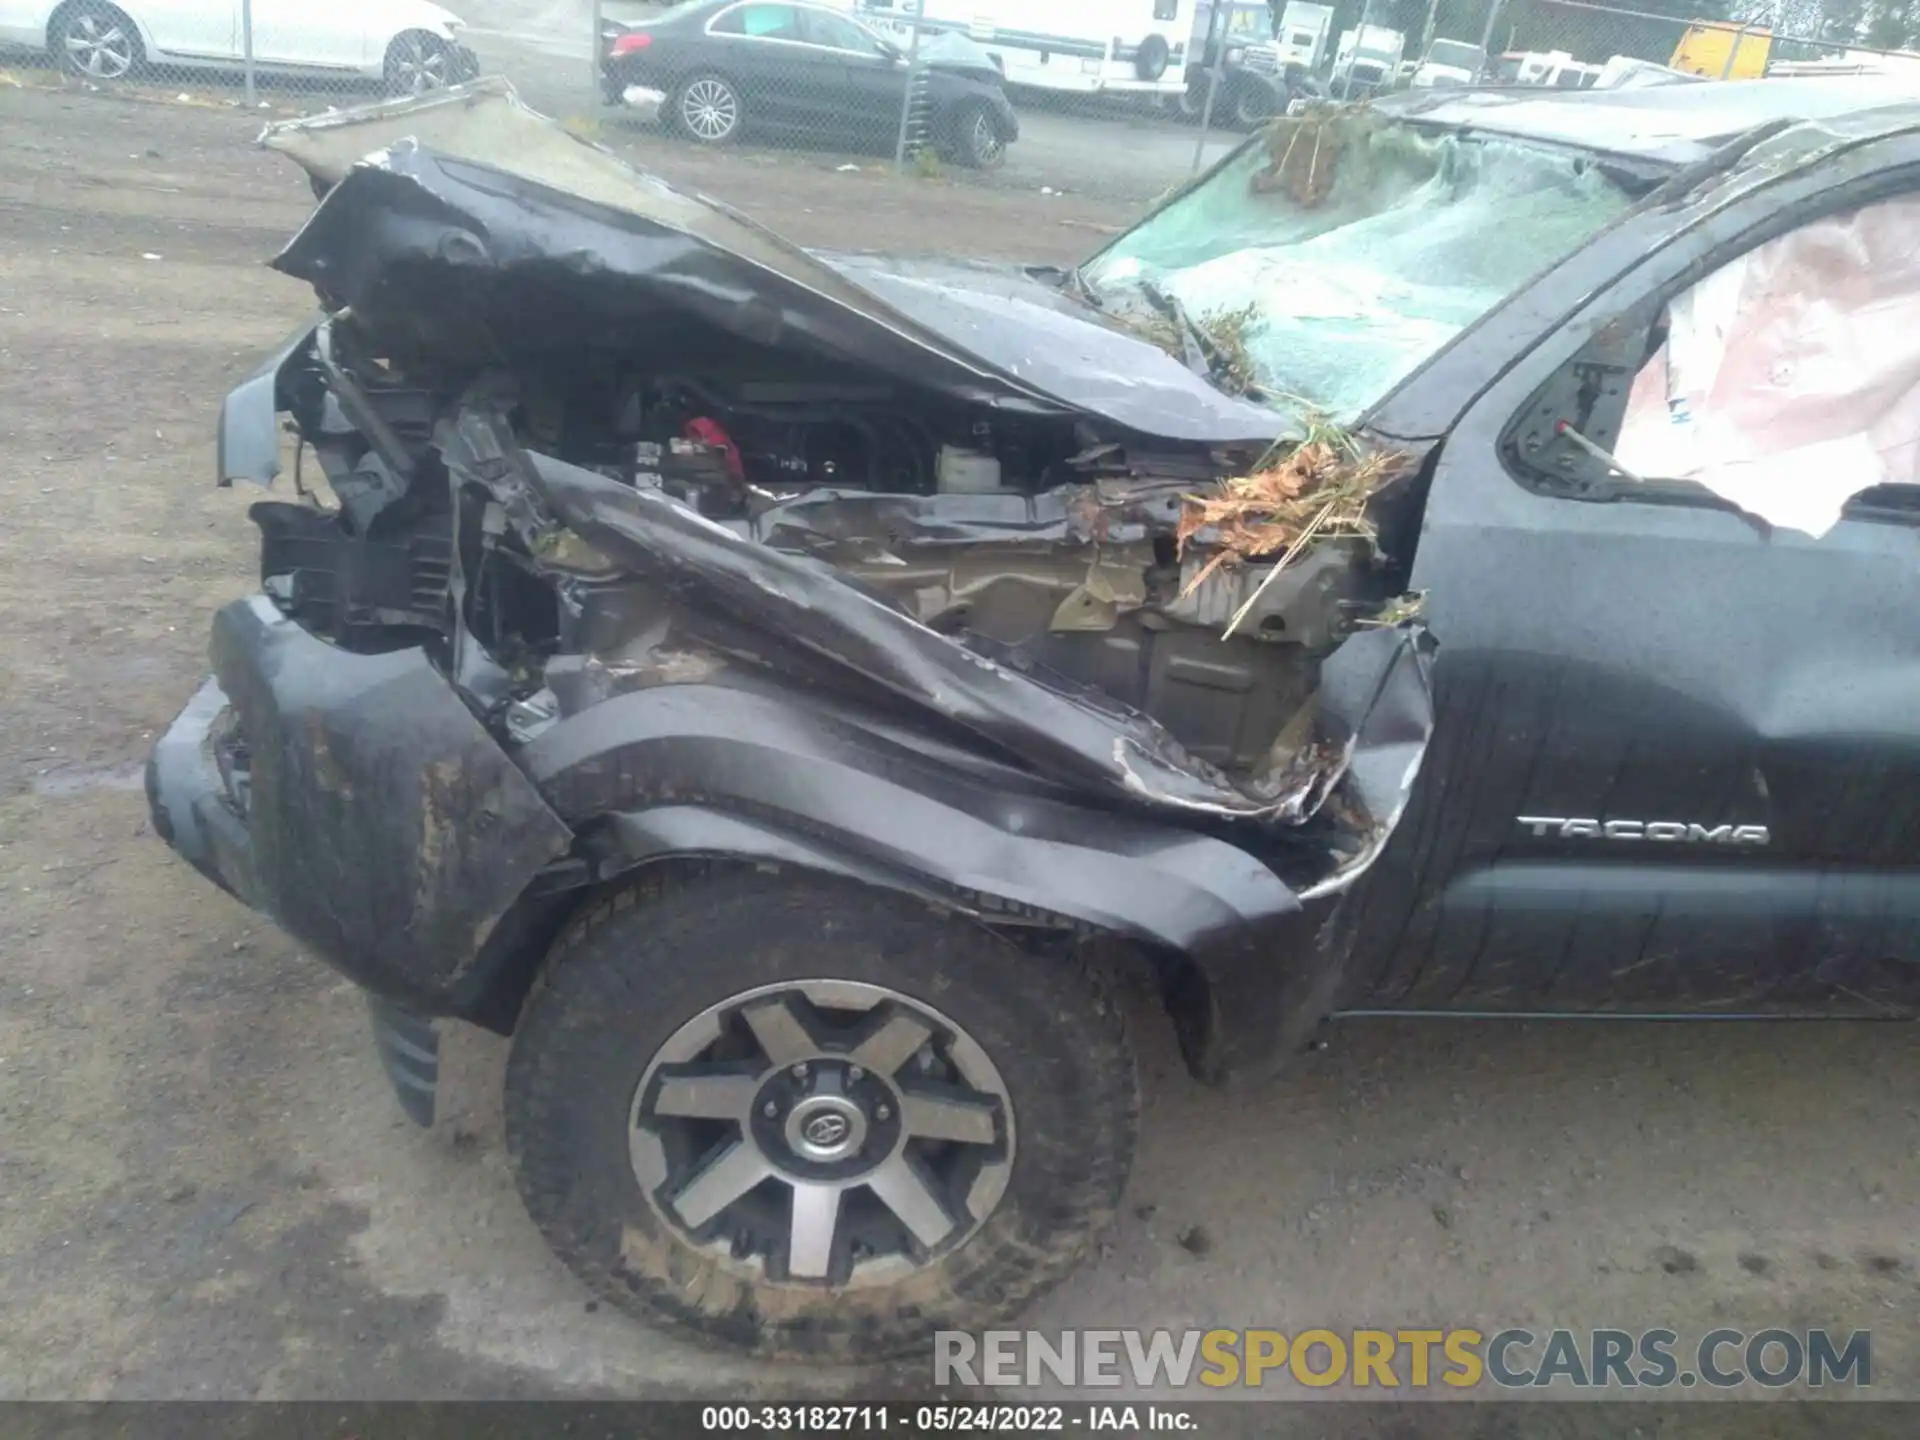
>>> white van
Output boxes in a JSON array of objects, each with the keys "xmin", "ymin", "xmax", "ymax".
[
  {"xmin": 1494, "ymin": 49, "xmax": 1601, "ymax": 88},
  {"xmin": 1410, "ymin": 37, "xmax": 1487, "ymax": 87},
  {"xmin": 854, "ymin": 0, "xmax": 1190, "ymax": 97}
]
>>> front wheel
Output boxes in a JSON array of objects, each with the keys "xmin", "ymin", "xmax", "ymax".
[
  {"xmin": 673, "ymin": 72, "xmax": 743, "ymax": 145},
  {"xmin": 53, "ymin": 1, "xmax": 143, "ymax": 83},
  {"xmin": 504, "ymin": 872, "xmax": 1138, "ymax": 1358},
  {"xmin": 1231, "ymin": 80, "xmax": 1276, "ymax": 129},
  {"xmin": 946, "ymin": 100, "xmax": 1007, "ymax": 169},
  {"xmin": 384, "ymin": 30, "xmax": 455, "ymax": 97}
]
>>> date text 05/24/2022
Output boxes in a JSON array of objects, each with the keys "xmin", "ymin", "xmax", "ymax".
[{"xmin": 700, "ymin": 1405, "xmax": 1196, "ymax": 1432}]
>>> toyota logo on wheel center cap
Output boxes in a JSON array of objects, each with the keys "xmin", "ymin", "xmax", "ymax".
[
  {"xmin": 786, "ymin": 1094, "xmax": 868, "ymax": 1161},
  {"xmin": 803, "ymin": 1112, "xmax": 850, "ymax": 1148}
]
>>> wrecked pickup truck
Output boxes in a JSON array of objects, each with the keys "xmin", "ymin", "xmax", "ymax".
[{"xmin": 149, "ymin": 75, "xmax": 1920, "ymax": 1357}]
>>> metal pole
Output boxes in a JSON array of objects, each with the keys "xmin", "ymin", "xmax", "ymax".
[
  {"xmin": 1477, "ymin": 0, "xmax": 1504, "ymax": 58},
  {"xmin": 1339, "ymin": 0, "xmax": 1378, "ymax": 98},
  {"xmin": 241, "ymin": 0, "xmax": 256, "ymax": 107},
  {"xmin": 893, "ymin": 0, "xmax": 927, "ymax": 168},
  {"xmin": 592, "ymin": 0, "xmax": 605, "ymax": 105},
  {"xmin": 1418, "ymin": 0, "xmax": 1442, "ymax": 61},
  {"xmin": 1189, "ymin": 0, "xmax": 1227, "ymax": 174}
]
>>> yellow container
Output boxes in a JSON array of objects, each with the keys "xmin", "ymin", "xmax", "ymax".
[{"xmin": 1669, "ymin": 22, "xmax": 1773, "ymax": 79}]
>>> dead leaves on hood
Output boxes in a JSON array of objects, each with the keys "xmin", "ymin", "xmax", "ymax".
[{"xmin": 1177, "ymin": 437, "xmax": 1404, "ymax": 639}]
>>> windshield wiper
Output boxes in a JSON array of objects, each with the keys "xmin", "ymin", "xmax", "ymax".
[
  {"xmin": 1148, "ymin": 286, "xmax": 1210, "ymax": 375},
  {"xmin": 1141, "ymin": 281, "xmax": 1210, "ymax": 377},
  {"xmin": 1140, "ymin": 281, "xmax": 1261, "ymax": 400},
  {"xmin": 1061, "ymin": 265, "xmax": 1104, "ymax": 311}
]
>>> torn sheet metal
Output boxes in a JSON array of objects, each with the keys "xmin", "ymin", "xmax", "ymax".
[
  {"xmin": 205, "ymin": 594, "xmax": 573, "ymax": 1007},
  {"xmin": 1617, "ymin": 193, "xmax": 1920, "ymax": 537},
  {"xmin": 216, "ymin": 320, "xmax": 316, "ymax": 487},
  {"xmin": 259, "ymin": 77, "xmax": 556, "ymax": 187},
  {"xmin": 818, "ymin": 254, "xmax": 1286, "ymax": 442},
  {"xmin": 1297, "ymin": 623, "xmax": 1435, "ymax": 897},
  {"xmin": 260, "ymin": 81, "xmax": 1285, "ymax": 444},
  {"xmin": 438, "ymin": 400, "xmax": 1435, "ymax": 824}
]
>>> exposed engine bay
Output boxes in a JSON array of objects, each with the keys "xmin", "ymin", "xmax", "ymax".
[
  {"xmin": 274, "ymin": 321, "xmax": 1389, "ymax": 776},
  {"xmin": 226, "ymin": 78, "xmax": 1433, "ymax": 878}
]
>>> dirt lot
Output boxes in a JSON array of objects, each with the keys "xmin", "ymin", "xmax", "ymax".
[{"xmin": 1, "ymin": 80, "xmax": 1916, "ymax": 1430}]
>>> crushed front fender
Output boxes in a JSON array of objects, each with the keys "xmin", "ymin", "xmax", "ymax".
[
  {"xmin": 192, "ymin": 595, "xmax": 574, "ymax": 1010},
  {"xmin": 522, "ymin": 678, "xmax": 1334, "ymax": 1083}
]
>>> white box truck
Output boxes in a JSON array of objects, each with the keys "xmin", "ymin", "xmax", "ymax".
[
  {"xmin": 855, "ymin": 0, "xmax": 1190, "ymax": 98},
  {"xmin": 1333, "ymin": 23, "xmax": 1405, "ymax": 95},
  {"xmin": 1275, "ymin": 1, "xmax": 1334, "ymax": 75}
]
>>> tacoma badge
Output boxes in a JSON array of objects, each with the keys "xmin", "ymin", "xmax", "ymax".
[{"xmin": 1517, "ymin": 816, "xmax": 1770, "ymax": 845}]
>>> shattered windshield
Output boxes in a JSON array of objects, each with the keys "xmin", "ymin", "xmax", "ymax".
[{"xmin": 1077, "ymin": 112, "xmax": 1636, "ymax": 420}]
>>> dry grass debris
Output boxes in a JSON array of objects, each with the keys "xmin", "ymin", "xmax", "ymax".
[
  {"xmin": 1131, "ymin": 300, "xmax": 1261, "ymax": 394},
  {"xmin": 1252, "ymin": 102, "xmax": 1366, "ymax": 209},
  {"xmin": 1177, "ymin": 428, "xmax": 1403, "ymax": 639}
]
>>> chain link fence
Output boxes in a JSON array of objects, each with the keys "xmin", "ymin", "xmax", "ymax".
[
  {"xmin": 1481, "ymin": 0, "xmax": 1920, "ymax": 82},
  {"xmin": 6, "ymin": 0, "xmax": 1918, "ymax": 208}
]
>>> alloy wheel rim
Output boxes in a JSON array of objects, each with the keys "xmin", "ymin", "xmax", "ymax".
[
  {"xmin": 393, "ymin": 35, "xmax": 449, "ymax": 93},
  {"xmin": 972, "ymin": 112, "xmax": 1002, "ymax": 164},
  {"xmin": 683, "ymin": 79, "xmax": 738, "ymax": 141},
  {"xmin": 629, "ymin": 978, "xmax": 1015, "ymax": 1287},
  {"xmin": 66, "ymin": 14, "xmax": 133, "ymax": 79}
]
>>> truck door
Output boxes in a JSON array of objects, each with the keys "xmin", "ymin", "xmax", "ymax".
[{"xmin": 1343, "ymin": 136, "xmax": 1920, "ymax": 1018}]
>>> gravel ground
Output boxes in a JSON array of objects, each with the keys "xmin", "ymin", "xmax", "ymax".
[{"xmin": 0, "ymin": 78, "xmax": 1914, "ymax": 1435}]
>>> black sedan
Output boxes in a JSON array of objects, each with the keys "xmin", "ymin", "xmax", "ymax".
[{"xmin": 601, "ymin": 0, "xmax": 1019, "ymax": 168}]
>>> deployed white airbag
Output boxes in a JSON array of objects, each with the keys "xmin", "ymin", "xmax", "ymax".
[{"xmin": 1617, "ymin": 195, "xmax": 1920, "ymax": 537}]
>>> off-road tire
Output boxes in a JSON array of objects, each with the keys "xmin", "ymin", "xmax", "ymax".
[{"xmin": 504, "ymin": 870, "xmax": 1138, "ymax": 1360}]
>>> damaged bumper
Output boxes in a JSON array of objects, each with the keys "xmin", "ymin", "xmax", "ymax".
[
  {"xmin": 146, "ymin": 676, "xmax": 258, "ymax": 903},
  {"xmin": 146, "ymin": 596, "xmax": 573, "ymax": 1012},
  {"xmin": 144, "ymin": 666, "xmax": 455, "ymax": 1123}
]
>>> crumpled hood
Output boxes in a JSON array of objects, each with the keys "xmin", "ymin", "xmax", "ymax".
[
  {"xmin": 818, "ymin": 253, "xmax": 1288, "ymax": 442},
  {"xmin": 258, "ymin": 78, "xmax": 1286, "ymax": 446},
  {"xmin": 917, "ymin": 29, "xmax": 1003, "ymax": 80}
]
